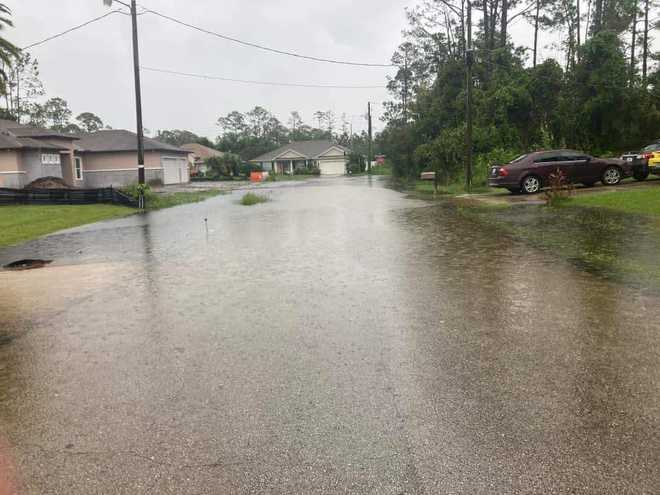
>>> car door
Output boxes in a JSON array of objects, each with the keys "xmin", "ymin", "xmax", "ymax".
[
  {"xmin": 531, "ymin": 152, "xmax": 562, "ymax": 181},
  {"xmin": 568, "ymin": 153, "xmax": 595, "ymax": 183}
]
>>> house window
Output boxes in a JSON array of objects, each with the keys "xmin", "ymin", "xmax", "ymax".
[
  {"xmin": 74, "ymin": 157, "xmax": 83, "ymax": 180},
  {"xmin": 41, "ymin": 153, "xmax": 61, "ymax": 165}
]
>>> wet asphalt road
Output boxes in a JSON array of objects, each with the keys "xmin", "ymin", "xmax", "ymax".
[{"xmin": 0, "ymin": 177, "xmax": 658, "ymax": 494}]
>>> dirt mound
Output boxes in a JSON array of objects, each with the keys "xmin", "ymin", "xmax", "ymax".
[{"xmin": 26, "ymin": 177, "xmax": 70, "ymax": 189}]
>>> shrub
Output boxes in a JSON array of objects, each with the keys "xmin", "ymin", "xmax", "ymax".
[
  {"xmin": 294, "ymin": 166, "xmax": 320, "ymax": 176},
  {"xmin": 121, "ymin": 182, "xmax": 156, "ymax": 202},
  {"xmin": 544, "ymin": 167, "xmax": 574, "ymax": 206},
  {"xmin": 240, "ymin": 192, "xmax": 269, "ymax": 206}
]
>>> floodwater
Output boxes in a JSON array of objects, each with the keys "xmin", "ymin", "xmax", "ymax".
[{"xmin": 0, "ymin": 177, "xmax": 658, "ymax": 494}]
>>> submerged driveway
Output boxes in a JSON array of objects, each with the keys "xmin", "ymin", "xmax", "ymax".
[{"xmin": 0, "ymin": 177, "xmax": 658, "ymax": 494}]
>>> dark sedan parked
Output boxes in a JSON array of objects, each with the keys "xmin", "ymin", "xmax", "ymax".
[{"xmin": 488, "ymin": 150, "xmax": 633, "ymax": 194}]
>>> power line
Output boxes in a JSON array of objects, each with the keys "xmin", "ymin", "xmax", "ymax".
[
  {"xmin": 140, "ymin": 66, "xmax": 387, "ymax": 89},
  {"xmin": 21, "ymin": 10, "xmax": 125, "ymax": 50},
  {"xmin": 138, "ymin": 4, "xmax": 396, "ymax": 68}
]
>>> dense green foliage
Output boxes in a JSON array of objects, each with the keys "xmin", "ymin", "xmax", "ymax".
[{"xmin": 380, "ymin": 0, "xmax": 660, "ymax": 186}]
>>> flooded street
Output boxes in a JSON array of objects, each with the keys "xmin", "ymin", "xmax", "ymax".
[{"xmin": 0, "ymin": 177, "xmax": 658, "ymax": 494}]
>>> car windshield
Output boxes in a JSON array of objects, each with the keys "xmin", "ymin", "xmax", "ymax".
[
  {"xmin": 508, "ymin": 154, "xmax": 528, "ymax": 164},
  {"xmin": 642, "ymin": 143, "xmax": 660, "ymax": 152}
]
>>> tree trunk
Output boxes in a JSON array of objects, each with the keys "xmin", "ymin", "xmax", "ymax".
[
  {"xmin": 483, "ymin": 0, "xmax": 489, "ymax": 48},
  {"xmin": 490, "ymin": 0, "xmax": 499, "ymax": 49},
  {"xmin": 576, "ymin": 0, "xmax": 581, "ymax": 59},
  {"xmin": 533, "ymin": 0, "xmax": 541, "ymax": 67},
  {"xmin": 630, "ymin": 0, "xmax": 637, "ymax": 85},
  {"xmin": 642, "ymin": 0, "xmax": 649, "ymax": 83},
  {"xmin": 500, "ymin": 0, "xmax": 508, "ymax": 47},
  {"xmin": 593, "ymin": 0, "xmax": 603, "ymax": 34}
]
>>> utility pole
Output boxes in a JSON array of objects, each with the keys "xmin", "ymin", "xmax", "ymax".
[
  {"xmin": 104, "ymin": 0, "xmax": 145, "ymax": 206},
  {"xmin": 465, "ymin": 0, "xmax": 473, "ymax": 193},
  {"xmin": 367, "ymin": 102, "xmax": 373, "ymax": 174}
]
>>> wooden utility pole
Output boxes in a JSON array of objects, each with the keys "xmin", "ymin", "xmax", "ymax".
[
  {"xmin": 533, "ymin": 0, "xmax": 541, "ymax": 67},
  {"xmin": 130, "ymin": 0, "xmax": 146, "ymax": 190},
  {"xmin": 367, "ymin": 102, "xmax": 373, "ymax": 174},
  {"xmin": 465, "ymin": 0, "xmax": 473, "ymax": 193}
]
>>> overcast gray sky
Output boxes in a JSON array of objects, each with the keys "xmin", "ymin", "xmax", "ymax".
[{"xmin": 6, "ymin": 1, "xmax": 647, "ymax": 140}]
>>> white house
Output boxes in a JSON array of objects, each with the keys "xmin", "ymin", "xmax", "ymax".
[{"xmin": 249, "ymin": 140, "xmax": 349, "ymax": 176}]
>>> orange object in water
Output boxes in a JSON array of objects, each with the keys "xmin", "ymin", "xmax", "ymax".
[{"xmin": 250, "ymin": 171, "xmax": 264, "ymax": 182}]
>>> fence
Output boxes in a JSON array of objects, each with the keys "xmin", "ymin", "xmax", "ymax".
[{"xmin": 0, "ymin": 187, "xmax": 138, "ymax": 207}]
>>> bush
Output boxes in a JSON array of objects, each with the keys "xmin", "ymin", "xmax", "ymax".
[
  {"xmin": 240, "ymin": 192, "xmax": 269, "ymax": 205},
  {"xmin": 294, "ymin": 166, "xmax": 320, "ymax": 176},
  {"xmin": 544, "ymin": 167, "xmax": 574, "ymax": 206},
  {"xmin": 206, "ymin": 153, "xmax": 242, "ymax": 178},
  {"xmin": 121, "ymin": 183, "xmax": 156, "ymax": 203}
]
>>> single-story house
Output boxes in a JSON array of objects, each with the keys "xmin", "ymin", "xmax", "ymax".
[
  {"xmin": 75, "ymin": 130, "xmax": 191, "ymax": 187},
  {"xmin": 180, "ymin": 143, "xmax": 224, "ymax": 176},
  {"xmin": 0, "ymin": 119, "xmax": 191, "ymax": 188},
  {"xmin": 0, "ymin": 119, "xmax": 79, "ymax": 188},
  {"xmin": 249, "ymin": 140, "xmax": 349, "ymax": 176}
]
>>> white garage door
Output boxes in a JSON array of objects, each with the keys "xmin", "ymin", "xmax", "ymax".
[
  {"xmin": 319, "ymin": 159, "xmax": 346, "ymax": 176},
  {"xmin": 162, "ymin": 157, "xmax": 189, "ymax": 185}
]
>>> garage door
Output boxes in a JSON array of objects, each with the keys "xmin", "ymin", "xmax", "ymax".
[
  {"xmin": 319, "ymin": 159, "xmax": 346, "ymax": 176},
  {"xmin": 162, "ymin": 157, "xmax": 189, "ymax": 185}
]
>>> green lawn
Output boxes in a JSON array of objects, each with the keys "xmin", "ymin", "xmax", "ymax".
[
  {"xmin": 147, "ymin": 190, "xmax": 225, "ymax": 210},
  {"xmin": 568, "ymin": 187, "xmax": 660, "ymax": 216},
  {"xmin": 0, "ymin": 204, "xmax": 135, "ymax": 248}
]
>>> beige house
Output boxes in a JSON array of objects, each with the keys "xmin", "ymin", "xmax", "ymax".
[
  {"xmin": 75, "ymin": 130, "xmax": 191, "ymax": 187},
  {"xmin": 0, "ymin": 120, "xmax": 191, "ymax": 189},
  {"xmin": 180, "ymin": 143, "xmax": 224, "ymax": 176},
  {"xmin": 0, "ymin": 120, "xmax": 79, "ymax": 188},
  {"xmin": 250, "ymin": 140, "xmax": 349, "ymax": 176}
]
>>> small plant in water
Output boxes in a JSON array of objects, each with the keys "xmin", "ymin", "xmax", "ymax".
[
  {"xmin": 240, "ymin": 192, "xmax": 270, "ymax": 206},
  {"xmin": 544, "ymin": 168, "xmax": 574, "ymax": 206}
]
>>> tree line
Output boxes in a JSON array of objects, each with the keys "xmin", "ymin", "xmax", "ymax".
[{"xmin": 379, "ymin": 0, "xmax": 660, "ymax": 182}]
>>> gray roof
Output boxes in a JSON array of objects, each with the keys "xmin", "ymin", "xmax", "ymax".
[
  {"xmin": 75, "ymin": 130, "xmax": 189, "ymax": 153},
  {"xmin": 0, "ymin": 131, "xmax": 71, "ymax": 151},
  {"xmin": 8, "ymin": 126, "xmax": 79, "ymax": 140},
  {"xmin": 0, "ymin": 119, "xmax": 79, "ymax": 149},
  {"xmin": 250, "ymin": 140, "xmax": 349, "ymax": 162}
]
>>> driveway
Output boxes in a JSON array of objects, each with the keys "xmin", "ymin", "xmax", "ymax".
[{"xmin": 0, "ymin": 177, "xmax": 658, "ymax": 493}]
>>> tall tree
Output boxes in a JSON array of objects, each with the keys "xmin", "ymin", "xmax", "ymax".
[
  {"xmin": 43, "ymin": 97, "xmax": 72, "ymax": 130},
  {"xmin": 155, "ymin": 129, "xmax": 200, "ymax": 146},
  {"xmin": 0, "ymin": 3, "xmax": 19, "ymax": 96},
  {"xmin": 76, "ymin": 112, "xmax": 104, "ymax": 133},
  {"xmin": 641, "ymin": 0, "xmax": 649, "ymax": 82},
  {"xmin": 4, "ymin": 52, "xmax": 44, "ymax": 122}
]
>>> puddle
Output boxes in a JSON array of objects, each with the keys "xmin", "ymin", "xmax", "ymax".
[{"xmin": 3, "ymin": 259, "xmax": 53, "ymax": 271}]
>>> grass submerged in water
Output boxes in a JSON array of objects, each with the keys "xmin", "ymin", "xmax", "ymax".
[{"xmin": 240, "ymin": 192, "xmax": 270, "ymax": 206}]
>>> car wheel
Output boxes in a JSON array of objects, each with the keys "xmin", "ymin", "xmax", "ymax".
[
  {"xmin": 582, "ymin": 182, "xmax": 596, "ymax": 187},
  {"xmin": 521, "ymin": 175, "xmax": 541, "ymax": 194},
  {"xmin": 633, "ymin": 168, "xmax": 649, "ymax": 181},
  {"xmin": 602, "ymin": 166, "xmax": 622, "ymax": 186}
]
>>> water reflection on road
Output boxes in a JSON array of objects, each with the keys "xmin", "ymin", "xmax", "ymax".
[{"xmin": 0, "ymin": 177, "xmax": 658, "ymax": 494}]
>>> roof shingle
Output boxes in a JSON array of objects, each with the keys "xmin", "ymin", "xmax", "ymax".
[{"xmin": 75, "ymin": 130, "xmax": 189, "ymax": 153}]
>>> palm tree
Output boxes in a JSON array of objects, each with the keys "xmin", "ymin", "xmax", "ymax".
[{"xmin": 0, "ymin": 3, "xmax": 19, "ymax": 94}]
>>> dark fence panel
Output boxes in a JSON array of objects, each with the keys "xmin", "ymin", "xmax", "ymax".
[{"xmin": 0, "ymin": 187, "xmax": 138, "ymax": 207}]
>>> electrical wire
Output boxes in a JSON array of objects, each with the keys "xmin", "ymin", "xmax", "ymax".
[
  {"xmin": 21, "ymin": 10, "xmax": 125, "ymax": 50},
  {"xmin": 140, "ymin": 66, "xmax": 387, "ymax": 89},
  {"xmin": 138, "ymin": 4, "xmax": 396, "ymax": 68}
]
